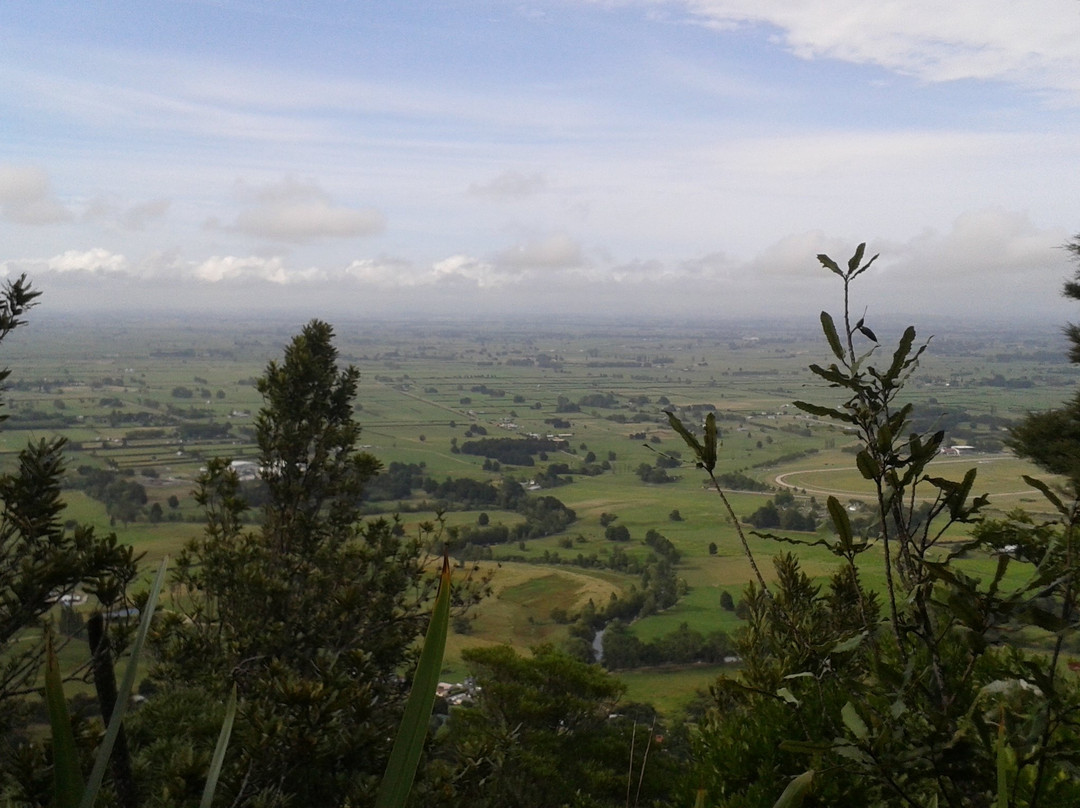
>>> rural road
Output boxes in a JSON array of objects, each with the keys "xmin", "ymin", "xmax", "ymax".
[{"xmin": 773, "ymin": 454, "xmax": 1040, "ymax": 501}]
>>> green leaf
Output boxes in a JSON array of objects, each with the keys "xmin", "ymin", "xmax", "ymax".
[
  {"xmin": 883, "ymin": 326, "xmax": 917, "ymax": 384},
  {"xmin": 777, "ymin": 687, "xmax": 800, "ymax": 705},
  {"xmin": 817, "ymin": 252, "xmax": 842, "ymax": 276},
  {"xmin": 806, "ymin": 363, "xmax": 857, "ymax": 388},
  {"xmin": 827, "ymin": 496, "xmax": 854, "ymax": 551},
  {"xmin": 80, "ymin": 556, "xmax": 170, "ymax": 808},
  {"xmin": 820, "ymin": 311, "xmax": 846, "ymax": 361},
  {"xmin": 857, "ymin": 323, "xmax": 878, "ymax": 342},
  {"xmin": 987, "ymin": 554, "xmax": 1011, "ymax": 598},
  {"xmin": 1022, "ymin": 475, "xmax": 1069, "ymax": 517},
  {"xmin": 665, "ymin": 411, "xmax": 704, "ymax": 461},
  {"xmin": 201, "ymin": 684, "xmax": 238, "ymax": 808},
  {"xmin": 375, "ymin": 555, "xmax": 453, "ymax": 808},
  {"xmin": 792, "ymin": 400, "xmax": 858, "ymax": 424},
  {"xmin": 855, "ymin": 450, "xmax": 879, "ymax": 480},
  {"xmin": 830, "ymin": 632, "xmax": 866, "ymax": 654},
  {"xmin": 996, "ymin": 720, "xmax": 1009, "ymax": 808},
  {"xmin": 849, "ymin": 247, "xmax": 879, "ymax": 280},
  {"xmin": 702, "ymin": 412, "xmax": 718, "ymax": 472},
  {"xmin": 45, "ymin": 632, "xmax": 84, "ymax": 808},
  {"xmin": 841, "ymin": 702, "xmax": 869, "ymax": 741},
  {"xmin": 847, "ymin": 243, "xmax": 866, "ymax": 274},
  {"xmin": 772, "ymin": 770, "xmax": 814, "ymax": 808}
]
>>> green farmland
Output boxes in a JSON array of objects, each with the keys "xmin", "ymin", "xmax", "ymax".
[{"xmin": 4, "ymin": 312, "xmax": 1074, "ymax": 710}]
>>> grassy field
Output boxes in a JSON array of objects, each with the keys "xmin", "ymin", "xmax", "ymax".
[{"xmin": 4, "ymin": 313, "xmax": 1074, "ymax": 714}]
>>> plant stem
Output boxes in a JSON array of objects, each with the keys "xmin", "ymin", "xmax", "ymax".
[{"xmin": 708, "ymin": 470, "xmax": 769, "ymax": 596}]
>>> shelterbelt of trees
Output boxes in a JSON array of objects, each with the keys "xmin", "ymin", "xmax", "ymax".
[{"xmin": 4, "ymin": 234, "xmax": 1080, "ymax": 807}]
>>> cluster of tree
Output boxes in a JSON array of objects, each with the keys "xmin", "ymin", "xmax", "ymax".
[
  {"xmin": 452, "ymin": 522, "xmax": 511, "ymax": 546},
  {"xmin": 909, "ymin": 403, "xmax": 1013, "ymax": 443},
  {"xmin": 604, "ymin": 522, "xmax": 630, "ymax": 541},
  {"xmin": 743, "ymin": 491, "xmax": 818, "ymax": 531},
  {"xmin": 69, "ymin": 466, "xmax": 149, "ymax": 525},
  {"xmin": 601, "ymin": 619, "xmax": 733, "ymax": 669},
  {"xmin": 513, "ymin": 494, "xmax": 577, "ymax": 538},
  {"xmin": 458, "ymin": 436, "xmax": 563, "ymax": 466},
  {"xmin": 531, "ymin": 458, "xmax": 609, "ymax": 488},
  {"xmin": 603, "ymin": 411, "xmax": 659, "ymax": 423},
  {"xmin": 361, "ymin": 459, "xmax": 428, "ymax": 501},
  {"xmin": 423, "ymin": 644, "xmax": 686, "ymax": 807},
  {"xmin": 634, "ymin": 461, "xmax": 678, "ymax": 483},
  {"xmin": 980, "ymin": 373, "xmax": 1035, "ymax": 388},
  {"xmin": 553, "ymin": 394, "xmax": 580, "ymax": 412},
  {"xmin": 5, "ymin": 407, "xmax": 81, "ymax": 429},
  {"xmin": 452, "ymin": 496, "xmax": 577, "ymax": 551},
  {"xmin": 711, "ymin": 470, "xmax": 769, "ymax": 492},
  {"xmin": 749, "ymin": 447, "xmax": 818, "ymax": 468},
  {"xmin": 643, "ymin": 527, "xmax": 681, "ymax": 563},
  {"xmin": 577, "ymin": 391, "xmax": 619, "ymax": 408},
  {"xmin": 362, "ymin": 462, "xmax": 577, "ymax": 547},
  {"xmin": 468, "ymin": 383, "xmax": 505, "ymax": 397},
  {"xmin": 427, "ymin": 476, "xmax": 511, "ymax": 509},
  {"xmin": 176, "ymin": 421, "xmax": 232, "ymax": 440}
]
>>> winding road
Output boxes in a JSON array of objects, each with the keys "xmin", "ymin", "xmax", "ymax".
[{"xmin": 773, "ymin": 454, "xmax": 1040, "ymax": 501}]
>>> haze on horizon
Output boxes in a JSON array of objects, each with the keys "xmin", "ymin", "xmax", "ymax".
[{"xmin": 2, "ymin": 1, "xmax": 1079, "ymax": 324}]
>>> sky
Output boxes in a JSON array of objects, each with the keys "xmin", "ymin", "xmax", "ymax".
[{"xmin": 2, "ymin": 0, "xmax": 1080, "ymax": 324}]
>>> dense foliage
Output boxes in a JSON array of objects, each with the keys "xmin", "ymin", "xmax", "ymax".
[
  {"xmin": 425, "ymin": 644, "xmax": 684, "ymax": 807},
  {"xmin": 0, "ymin": 277, "xmax": 138, "ymax": 737},
  {"xmin": 680, "ymin": 241, "xmax": 1080, "ymax": 807},
  {"xmin": 141, "ymin": 321, "xmax": 448, "ymax": 806}
]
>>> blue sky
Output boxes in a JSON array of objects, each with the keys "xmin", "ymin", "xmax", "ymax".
[{"xmin": 2, "ymin": 0, "xmax": 1079, "ymax": 322}]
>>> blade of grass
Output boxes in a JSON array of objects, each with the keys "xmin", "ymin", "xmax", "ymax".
[
  {"xmin": 200, "ymin": 684, "xmax": 238, "ymax": 808},
  {"xmin": 772, "ymin": 770, "xmax": 814, "ymax": 808},
  {"xmin": 375, "ymin": 554, "xmax": 452, "ymax": 808},
  {"xmin": 79, "ymin": 556, "xmax": 169, "ymax": 808},
  {"xmin": 45, "ymin": 630, "xmax": 85, "ymax": 808}
]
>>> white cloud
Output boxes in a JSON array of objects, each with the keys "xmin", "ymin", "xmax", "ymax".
[
  {"xmin": 342, "ymin": 257, "xmax": 418, "ymax": 285},
  {"xmin": 0, "ymin": 164, "xmax": 72, "ymax": 225},
  {"xmin": 4, "ymin": 206, "xmax": 1070, "ymax": 323},
  {"xmin": 677, "ymin": 0, "xmax": 1080, "ymax": 96},
  {"xmin": 432, "ymin": 255, "xmax": 501, "ymax": 287},
  {"xmin": 193, "ymin": 255, "xmax": 324, "ymax": 284},
  {"xmin": 47, "ymin": 248, "xmax": 129, "ymax": 274},
  {"xmin": 865, "ymin": 208, "xmax": 1071, "ymax": 316},
  {"xmin": 215, "ymin": 177, "xmax": 385, "ymax": 243},
  {"xmin": 345, "ymin": 254, "xmax": 513, "ymax": 288}
]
